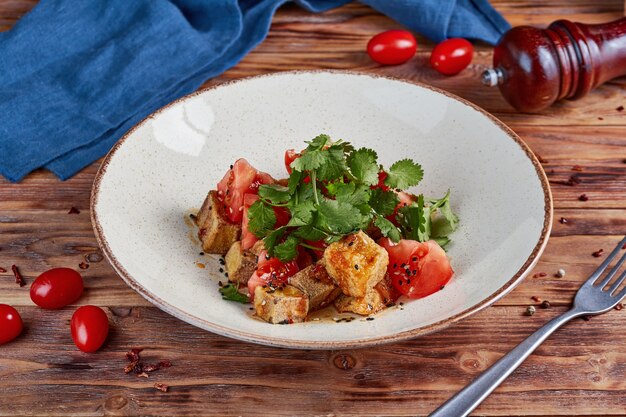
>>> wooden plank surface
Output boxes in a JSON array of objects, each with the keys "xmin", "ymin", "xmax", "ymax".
[{"xmin": 1, "ymin": 0, "xmax": 625, "ymax": 416}]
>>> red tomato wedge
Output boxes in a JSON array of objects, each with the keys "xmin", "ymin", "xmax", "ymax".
[
  {"xmin": 378, "ymin": 238, "xmax": 453, "ymax": 299},
  {"xmin": 216, "ymin": 159, "xmax": 273, "ymax": 223},
  {"xmin": 284, "ymin": 149, "xmax": 299, "ymax": 174},
  {"xmin": 241, "ymin": 194, "xmax": 291, "ymax": 251},
  {"xmin": 248, "ymin": 251, "xmax": 299, "ymax": 299}
]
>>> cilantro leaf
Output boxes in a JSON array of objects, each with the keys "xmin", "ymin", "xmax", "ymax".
[
  {"xmin": 273, "ymin": 235, "xmax": 300, "ymax": 262},
  {"xmin": 384, "ymin": 159, "xmax": 424, "ymax": 190},
  {"xmin": 397, "ymin": 194, "xmax": 430, "ymax": 241},
  {"xmin": 348, "ymin": 148, "xmax": 379, "ymax": 185},
  {"xmin": 263, "ymin": 227, "xmax": 286, "ymax": 256},
  {"xmin": 219, "ymin": 284, "xmax": 250, "ymax": 304},
  {"xmin": 290, "ymin": 149, "xmax": 326, "ymax": 172},
  {"xmin": 258, "ymin": 184, "xmax": 291, "ymax": 204},
  {"xmin": 247, "ymin": 201, "xmax": 276, "ymax": 238},
  {"xmin": 369, "ymin": 188, "xmax": 400, "ymax": 216},
  {"xmin": 429, "ymin": 189, "xmax": 458, "ymax": 230},
  {"xmin": 293, "ymin": 225, "xmax": 327, "ymax": 241},
  {"xmin": 287, "ymin": 200, "xmax": 315, "ymax": 227},
  {"xmin": 316, "ymin": 199, "xmax": 367, "ymax": 234},
  {"xmin": 317, "ymin": 145, "xmax": 348, "ymax": 181},
  {"xmin": 287, "ymin": 170, "xmax": 303, "ymax": 194},
  {"xmin": 305, "ymin": 134, "xmax": 330, "ymax": 151},
  {"xmin": 374, "ymin": 216, "xmax": 401, "ymax": 242}
]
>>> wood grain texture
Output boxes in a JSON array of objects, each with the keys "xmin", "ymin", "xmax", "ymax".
[{"xmin": 1, "ymin": 0, "xmax": 626, "ymax": 416}]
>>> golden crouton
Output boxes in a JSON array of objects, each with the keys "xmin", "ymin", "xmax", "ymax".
[
  {"xmin": 289, "ymin": 262, "xmax": 341, "ymax": 311},
  {"xmin": 196, "ymin": 191, "xmax": 241, "ymax": 255},
  {"xmin": 334, "ymin": 288, "xmax": 386, "ymax": 316},
  {"xmin": 254, "ymin": 285, "xmax": 309, "ymax": 324},
  {"xmin": 224, "ymin": 242, "xmax": 257, "ymax": 285},
  {"xmin": 323, "ymin": 231, "xmax": 389, "ymax": 298}
]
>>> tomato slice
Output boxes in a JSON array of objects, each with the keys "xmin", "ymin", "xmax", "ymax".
[
  {"xmin": 216, "ymin": 159, "xmax": 273, "ymax": 223},
  {"xmin": 378, "ymin": 238, "xmax": 453, "ymax": 299},
  {"xmin": 248, "ymin": 250, "xmax": 299, "ymax": 299},
  {"xmin": 241, "ymin": 194, "xmax": 291, "ymax": 251},
  {"xmin": 284, "ymin": 149, "xmax": 299, "ymax": 175}
]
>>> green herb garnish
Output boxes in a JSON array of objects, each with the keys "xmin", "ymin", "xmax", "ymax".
[
  {"xmin": 247, "ymin": 134, "xmax": 458, "ymax": 261},
  {"xmin": 219, "ymin": 284, "xmax": 250, "ymax": 304}
]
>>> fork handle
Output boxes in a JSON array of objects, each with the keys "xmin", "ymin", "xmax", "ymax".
[{"xmin": 429, "ymin": 308, "xmax": 584, "ymax": 417}]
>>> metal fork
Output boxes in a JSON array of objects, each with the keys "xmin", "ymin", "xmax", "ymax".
[{"xmin": 430, "ymin": 236, "xmax": 626, "ymax": 417}]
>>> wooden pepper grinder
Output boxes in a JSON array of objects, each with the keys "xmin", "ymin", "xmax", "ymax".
[{"xmin": 482, "ymin": 17, "xmax": 626, "ymax": 112}]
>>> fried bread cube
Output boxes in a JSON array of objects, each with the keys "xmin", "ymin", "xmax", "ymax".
[
  {"xmin": 289, "ymin": 262, "xmax": 341, "ymax": 311},
  {"xmin": 323, "ymin": 231, "xmax": 389, "ymax": 298},
  {"xmin": 224, "ymin": 241, "xmax": 257, "ymax": 285},
  {"xmin": 334, "ymin": 288, "xmax": 386, "ymax": 316},
  {"xmin": 196, "ymin": 191, "xmax": 241, "ymax": 255},
  {"xmin": 254, "ymin": 285, "xmax": 309, "ymax": 324}
]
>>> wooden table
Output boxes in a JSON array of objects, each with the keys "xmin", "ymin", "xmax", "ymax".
[{"xmin": 1, "ymin": 1, "xmax": 626, "ymax": 415}]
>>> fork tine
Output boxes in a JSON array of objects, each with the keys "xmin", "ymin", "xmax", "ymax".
[
  {"xmin": 597, "ymin": 250, "xmax": 626, "ymax": 289},
  {"xmin": 590, "ymin": 236, "xmax": 626, "ymax": 286},
  {"xmin": 609, "ymin": 268, "xmax": 626, "ymax": 295},
  {"xmin": 615, "ymin": 283, "xmax": 626, "ymax": 301}
]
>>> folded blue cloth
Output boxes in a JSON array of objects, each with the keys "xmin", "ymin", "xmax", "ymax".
[{"xmin": 0, "ymin": 0, "xmax": 509, "ymax": 182}]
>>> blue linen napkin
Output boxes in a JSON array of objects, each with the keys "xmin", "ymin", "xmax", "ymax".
[{"xmin": 0, "ymin": 0, "xmax": 509, "ymax": 182}]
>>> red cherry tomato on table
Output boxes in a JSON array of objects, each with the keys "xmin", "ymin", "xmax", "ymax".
[
  {"xmin": 70, "ymin": 305, "xmax": 109, "ymax": 353},
  {"xmin": 378, "ymin": 238, "xmax": 453, "ymax": 299},
  {"xmin": 30, "ymin": 267, "xmax": 84, "ymax": 309},
  {"xmin": 367, "ymin": 30, "xmax": 417, "ymax": 65},
  {"xmin": 430, "ymin": 38, "xmax": 474, "ymax": 76},
  {"xmin": 0, "ymin": 304, "xmax": 23, "ymax": 345}
]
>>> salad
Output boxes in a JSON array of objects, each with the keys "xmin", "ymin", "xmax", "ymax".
[{"xmin": 194, "ymin": 134, "xmax": 458, "ymax": 324}]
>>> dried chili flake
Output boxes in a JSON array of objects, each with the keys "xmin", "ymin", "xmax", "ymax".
[
  {"xmin": 158, "ymin": 360, "xmax": 172, "ymax": 368},
  {"xmin": 615, "ymin": 303, "xmax": 624, "ymax": 311},
  {"xmin": 11, "ymin": 265, "xmax": 25, "ymax": 287},
  {"xmin": 79, "ymin": 262, "xmax": 89, "ymax": 270},
  {"xmin": 0, "ymin": 267, "xmax": 6, "ymax": 273},
  {"xmin": 531, "ymin": 295, "xmax": 541, "ymax": 303},
  {"xmin": 572, "ymin": 165, "xmax": 584, "ymax": 172},
  {"xmin": 592, "ymin": 249, "xmax": 604, "ymax": 258},
  {"xmin": 143, "ymin": 364, "xmax": 160, "ymax": 373},
  {"xmin": 154, "ymin": 383, "xmax": 169, "ymax": 392},
  {"xmin": 68, "ymin": 207, "xmax": 80, "ymax": 214},
  {"xmin": 578, "ymin": 194, "xmax": 589, "ymax": 201},
  {"xmin": 125, "ymin": 348, "xmax": 143, "ymax": 362},
  {"xmin": 533, "ymin": 272, "xmax": 547, "ymax": 278}
]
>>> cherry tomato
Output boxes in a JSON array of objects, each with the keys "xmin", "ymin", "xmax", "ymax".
[
  {"xmin": 0, "ymin": 304, "xmax": 23, "ymax": 345},
  {"xmin": 241, "ymin": 194, "xmax": 291, "ymax": 251},
  {"xmin": 379, "ymin": 238, "xmax": 453, "ymax": 299},
  {"xmin": 430, "ymin": 38, "xmax": 473, "ymax": 76},
  {"xmin": 248, "ymin": 251, "xmax": 299, "ymax": 299},
  {"xmin": 70, "ymin": 305, "xmax": 109, "ymax": 353},
  {"xmin": 216, "ymin": 159, "xmax": 274, "ymax": 223},
  {"xmin": 284, "ymin": 149, "xmax": 299, "ymax": 174},
  {"xmin": 367, "ymin": 30, "xmax": 417, "ymax": 65},
  {"xmin": 30, "ymin": 267, "xmax": 83, "ymax": 309}
]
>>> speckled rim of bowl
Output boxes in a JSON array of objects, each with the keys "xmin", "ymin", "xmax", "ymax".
[{"xmin": 91, "ymin": 70, "xmax": 553, "ymax": 350}]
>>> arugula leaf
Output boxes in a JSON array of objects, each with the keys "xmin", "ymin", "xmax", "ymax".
[
  {"xmin": 219, "ymin": 284, "xmax": 250, "ymax": 303},
  {"xmin": 316, "ymin": 199, "xmax": 367, "ymax": 234},
  {"xmin": 348, "ymin": 148, "xmax": 379, "ymax": 185},
  {"xmin": 384, "ymin": 159, "xmax": 424, "ymax": 190},
  {"xmin": 369, "ymin": 188, "xmax": 400, "ymax": 216},
  {"xmin": 374, "ymin": 216, "xmax": 401, "ymax": 242},
  {"xmin": 273, "ymin": 235, "xmax": 300, "ymax": 262},
  {"xmin": 317, "ymin": 145, "xmax": 348, "ymax": 181},
  {"xmin": 258, "ymin": 184, "xmax": 291, "ymax": 204},
  {"xmin": 247, "ymin": 201, "xmax": 276, "ymax": 238}
]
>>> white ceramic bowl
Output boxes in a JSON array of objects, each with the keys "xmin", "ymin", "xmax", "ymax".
[{"xmin": 91, "ymin": 71, "xmax": 552, "ymax": 349}]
